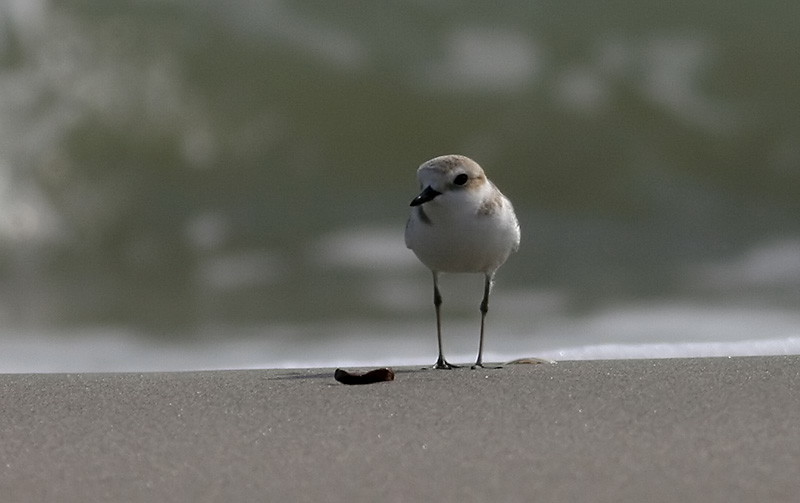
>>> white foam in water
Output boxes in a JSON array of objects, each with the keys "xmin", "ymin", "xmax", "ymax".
[
  {"xmin": 1, "ymin": 331, "xmax": 798, "ymax": 374},
  {"xmin": 531, "ymin": 337, "xmax": 800, "ymax": 362},
  {"xmin": 1, "ymin": 302, "xmax": 799, "ymax": 373}
]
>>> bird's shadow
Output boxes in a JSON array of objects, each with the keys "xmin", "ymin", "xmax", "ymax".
[
  {"xmin": 267, "ymin": 367, "xmax": 424, "ymax": 381},
  {"xmin": 265, "ymin": 362, "xmax": 532, "ymax": 382}
]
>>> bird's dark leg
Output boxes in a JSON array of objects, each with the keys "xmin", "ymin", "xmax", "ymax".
[
  {"xmin": 473, "ymin": 273, "xmax": 500, "ymax": 369},
  {"xmin": 432, "ymin": 271, "xmax": 459, "ymax": 369}
]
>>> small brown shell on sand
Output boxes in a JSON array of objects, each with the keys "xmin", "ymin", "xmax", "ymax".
[
  {"xmin": 505, "ymin": 357, "xmax": 557, "ymax": 365},
  {"xmin": 334, "ymin": 368, "xmax": 395, "ymax": 385}
]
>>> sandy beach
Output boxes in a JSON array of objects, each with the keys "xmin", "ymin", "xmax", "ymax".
[{"xmin": 2, "ymin": 356, "xmax": 799, "ymax": 502}]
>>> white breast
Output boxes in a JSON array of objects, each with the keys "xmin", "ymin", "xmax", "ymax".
[{"xmin": 405, "ymin": 188, "xmax": 520, "ymax": 274}]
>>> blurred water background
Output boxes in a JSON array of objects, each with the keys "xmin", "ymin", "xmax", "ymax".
[{"xmin": 1, "ymin": 0, "xmax": 799, "ymax": 372}]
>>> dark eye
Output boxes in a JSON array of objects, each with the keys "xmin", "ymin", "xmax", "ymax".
[{"xmin": 453, "ymin": 173, "xmax": 468, "ymax": 186}]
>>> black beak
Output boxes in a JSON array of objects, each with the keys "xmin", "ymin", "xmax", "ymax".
[{"xmin": 409, "ymin": 186, "xmax": 441, "ymax": 206}]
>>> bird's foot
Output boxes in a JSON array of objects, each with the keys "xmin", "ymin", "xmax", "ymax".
[
  {"xmin": 471, "ymin": 362, "xmax": 502, "ymax": 370},
  {"xmin": 433, "ymin": 358, "xmax": 460, "ymax": 369}
]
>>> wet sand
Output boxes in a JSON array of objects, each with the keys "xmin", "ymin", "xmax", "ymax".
[{"xmin": 2, "ymin": 356, "xmax": 799, "ymax": 502}]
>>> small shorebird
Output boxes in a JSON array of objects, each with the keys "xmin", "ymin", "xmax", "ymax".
[{"xmin": 405, "ymin": 154, "xmax": 520, "ymax": 369}]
